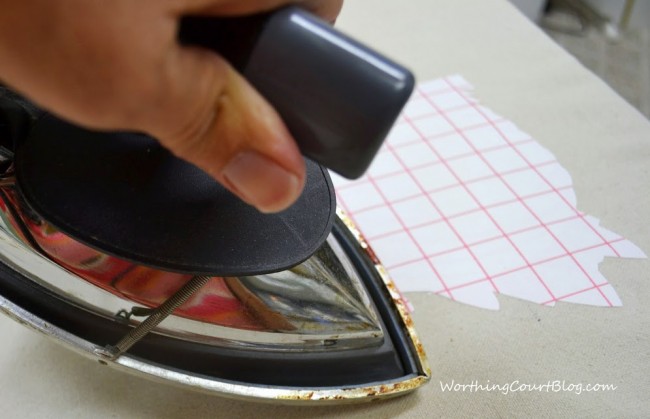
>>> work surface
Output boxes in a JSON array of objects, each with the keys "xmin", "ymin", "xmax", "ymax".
[{"xmin": 1, "ymin": 0, "xmax": 649, "ymax": 417}]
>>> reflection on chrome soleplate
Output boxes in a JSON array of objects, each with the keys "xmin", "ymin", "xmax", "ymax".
[{"xmin": 0, "ymin": 188, "xmax": 383, "ymax": 350}]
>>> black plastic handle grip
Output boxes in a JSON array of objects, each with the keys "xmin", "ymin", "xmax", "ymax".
[{"xmin": 179, "ymin": 6, "xmax": 414, "ymax": 179}]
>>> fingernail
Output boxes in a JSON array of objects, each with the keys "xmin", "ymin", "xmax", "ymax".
[{"xmin": 222, "ymin": 151, "xmax": 302, "ymax": 213}]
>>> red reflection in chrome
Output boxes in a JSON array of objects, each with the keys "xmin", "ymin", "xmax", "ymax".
[{"xmin": 0, "ymin": 189, "xmax": 263, "ymax": 330}]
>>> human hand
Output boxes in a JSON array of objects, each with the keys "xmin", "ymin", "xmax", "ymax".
[{"xmin": 0, "ymin": 0, "xmax": 343, "ymax": 213}]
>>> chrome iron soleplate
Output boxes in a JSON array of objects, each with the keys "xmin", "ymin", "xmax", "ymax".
[{"xmin": 0, "ymin": 199, "xmax": 430, "ymax": 403}]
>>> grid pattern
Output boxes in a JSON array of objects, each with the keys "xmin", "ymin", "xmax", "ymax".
[{"xmin": 332, "ymin": 75, "xmax": 646, "ymax": 310}]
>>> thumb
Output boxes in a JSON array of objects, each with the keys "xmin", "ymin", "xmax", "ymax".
[{"xmin": 143, "ymin": 45, "xmax": 306, "ymax": 213}]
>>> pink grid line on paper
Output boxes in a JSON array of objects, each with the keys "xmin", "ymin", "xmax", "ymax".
[{"xmin": 331, "ymin": 75, "xmax": 646, "ymax": 310}]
